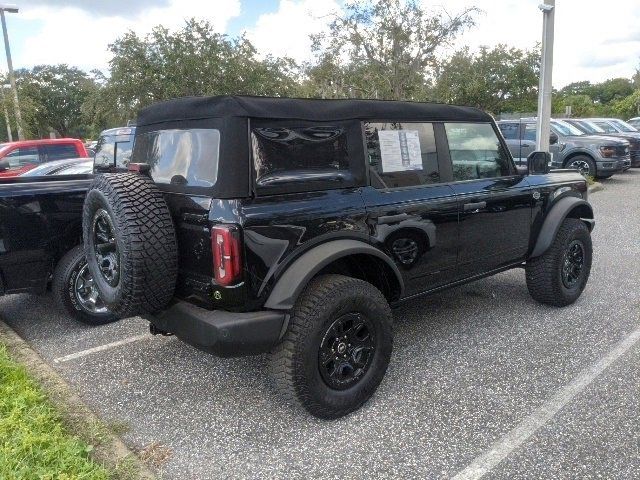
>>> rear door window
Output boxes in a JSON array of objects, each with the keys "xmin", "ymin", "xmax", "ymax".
[
  {"xmin": 45, "ymin": 144, "xmax": 78, "ymax": 161},
  {"xmin": 445, "ymin": 123, "xmax": 512, "ymax": 181},
  {"xmin": 364, "ymin": 121, "xmax": 440, "ymax": 189},
  {"xmin": 251, "ymin": 120, "xmax": 361, "ymax": 195},
  {"xmin": 498, "ymin": 122, "xmax": 520, "ymax": 140}
]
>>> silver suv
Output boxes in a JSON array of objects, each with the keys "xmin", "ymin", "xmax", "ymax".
[{"xmin": 497, "ymin": 118, "xmax": 630, "ymax": 178}]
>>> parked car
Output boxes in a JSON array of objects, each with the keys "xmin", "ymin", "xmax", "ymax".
[
  {"xmin": 80, "ymin": 96, "xmax": 594, "ymax": 418},
  {"xmin": 497, "ymin": 118, "xmax": 630, "ymax": 178},
  {"xmin": 628, "ymin": 117, "xmax": 640, "ymax": 129},
  {"xmin": 0, "ymin": 138, "xmax": 88, "ymax": 177},
  {"xmin": 0, "ymin": 166, "xmax": 113, "ymax": 325},
  {"xmin": 563, "ymin": 118, "xmax": 640, "ymax": 167},
  {"xmin": 20, "ymin": 158, "xmax": 93, "ymax": 177},
  {"xmin": 93, "ymin": 127, "xmax": 135, "ymax": 172}
]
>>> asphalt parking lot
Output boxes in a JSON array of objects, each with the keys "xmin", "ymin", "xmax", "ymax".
[{"xmin": 1, "ymin": 171, "xmax": 639, "ymax": 479}]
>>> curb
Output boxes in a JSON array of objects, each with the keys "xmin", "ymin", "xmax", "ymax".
[
  {"xmin": 0, "ymin": 320, "xmax": 156, "ymax": 480},
  {"xmin": 589, "ymin": 182, "xmax": 604, "ymax": 194}
]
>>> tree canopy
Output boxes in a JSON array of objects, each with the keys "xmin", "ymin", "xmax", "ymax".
[{"xmin": 3, "ymin": 0, "xmax": 640, "ymax": 142}]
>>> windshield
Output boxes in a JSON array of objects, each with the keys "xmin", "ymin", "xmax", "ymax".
[
  {"xmin": 573, "ymin": 120, "xmax": 605, "ymax": 134},
  {"xmin": 551, "ymin": 120, "xmax": 584, "ymax": 136},
  {"xmin": 609, "ymin": 119, "xmax": 638, "ymax": 133}
]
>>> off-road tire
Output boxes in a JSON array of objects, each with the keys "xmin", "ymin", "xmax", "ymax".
[
  {"xmin": 52, "ymin": 245, "xmax": 118, "ymax": 325},
  {"xmin": 270, "ymin": 274, "xmax": 393, "ymax": 419},
  {"xmin": 82, "ymin": 173, "xmax": 178, "ymax": 318},
  {"xmin": 526, "ymin": 218, "xmax": 592, "ymax": 307}
]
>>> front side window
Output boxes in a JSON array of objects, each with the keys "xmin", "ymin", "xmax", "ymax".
[
  {"xmin": 132, "ymin": 129, "xmax": 220, "ymax": 187},
  {"xmin": 3, "ymin": 147, "xmax": 40, "ymax": 168},
  {"xmin": 445, "ymin": 123, "xmax": 511, "ymax": 181},
  {"xmin": 365, "ymin": 122, "xmax": 439, "ymax": 189},
  {"xmin": 252, "ymin": 123, "xmax": 352, "ymax": 194}
]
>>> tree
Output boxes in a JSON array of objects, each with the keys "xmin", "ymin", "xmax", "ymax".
[
  {"xmin": 553, "ymin": 94, "xmax": 596, "ymax": 117},
  {"xmin": 95, "ymin": 19, "xmax": 299, "ymax": 125},
  {"xmin": 611, "ymin": 89, "xmax": 640, "ymax": 119},
  {"xmin": 305, "ymin": 0, "xmax": 478, "ymax": 100},
  {"xmin": 15, "ymin": 65, "xmax": 99, "ymax": 138},
  {"xmin": 433, "ymin": 44, "xmax": 540, "ymax": 114}
]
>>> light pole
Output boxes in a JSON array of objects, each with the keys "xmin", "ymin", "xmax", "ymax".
[
  {"xmin": 1, "ymin": 83, "xmax": 11, "ymax": 141},
  {"xmin": 0, "ymin": 4, "xmax": 22, "ymax": 141},
  {"xmin": 535, "ymin": 0, "xmax": 555, "ymax": 152}
]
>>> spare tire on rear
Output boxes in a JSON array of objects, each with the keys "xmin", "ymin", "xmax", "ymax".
[{"xmin": 82, "ymin": 172, "xmax": 178, "ymax": 318}]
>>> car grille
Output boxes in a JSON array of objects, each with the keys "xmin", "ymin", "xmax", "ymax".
[{"xmin": 615, "ymin": 145, "xmax": 630, "ymax": 157}]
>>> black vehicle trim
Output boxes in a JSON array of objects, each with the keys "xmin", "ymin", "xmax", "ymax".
[
  {"xmin": 399, "ymin": 260, "xmax": 526, "ymax": 304},
  {"xmin": 264, "ymin": 239, "xmax": 404, "ymax": 310},
  {"xmin": 530, "ymin": 197, "xmax": 594, "ymax": 258},
  {"xmin": 145, "ymin": 301, "xmax": 287, "ymax": 357}
]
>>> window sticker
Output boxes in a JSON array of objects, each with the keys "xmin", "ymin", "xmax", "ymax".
[{"xmin": 378, "ymin": 130, "xmax": 422, "ymax": 172}]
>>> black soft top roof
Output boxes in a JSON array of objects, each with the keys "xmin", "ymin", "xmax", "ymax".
[{"xmin": 137, "ymin": 95, "xmax": 492, "ymax": 126}]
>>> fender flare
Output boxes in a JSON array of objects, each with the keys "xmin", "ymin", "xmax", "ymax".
[
  {"xmin": 530, "ymin": 197, "xmax": 594, "ymax": 258},
  {"xmin": 264, "ymin": 239, "xmax": 404, "ymax": 311}
]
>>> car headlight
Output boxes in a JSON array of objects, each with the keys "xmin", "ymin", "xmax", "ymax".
[{"xmin": 599, "ymin": 146, "xmax": 617, "ymax": 157}]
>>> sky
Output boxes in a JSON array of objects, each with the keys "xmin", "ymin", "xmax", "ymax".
[{"xmin": 4, "ymin": 0, "xmax": 640, "ymax": 88}]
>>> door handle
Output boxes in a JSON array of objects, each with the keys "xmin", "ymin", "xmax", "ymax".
[
  {"xmin": 463, "ymin": 201, "xmax": 486, "ymax": 212},
  {"xmin": 378, "ymin": 213, "xmax": 410, "ymax": 224},
  {"xmin": 521, "ymin": 142, "xmax": 534, "ymax": 148}
]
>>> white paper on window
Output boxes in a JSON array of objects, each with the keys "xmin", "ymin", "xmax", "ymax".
[{"xmin": 377, "ymin": 130, "xmax": 422, "ymax": 172}]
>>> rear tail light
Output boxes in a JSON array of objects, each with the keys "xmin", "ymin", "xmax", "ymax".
[{"xmin": 211, "ymin": 225, "xmax": 242, "ymax": 286}]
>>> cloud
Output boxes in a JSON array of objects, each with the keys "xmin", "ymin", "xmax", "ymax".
[
  {"xmin": 245, "ymin": 0, "xmax": 341, "ymax": 63},
  {"xmin": 17, "ymin": 0, "xmax": 241, "ymax": 72},
  {"xmin": 21, "ymin": 0, "xmax": 170, "ymax": 16}
]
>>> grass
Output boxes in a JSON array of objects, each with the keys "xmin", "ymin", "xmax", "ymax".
[{"xmin": 0, "ymin": 343, "xmax": 111, "ymax": 480}]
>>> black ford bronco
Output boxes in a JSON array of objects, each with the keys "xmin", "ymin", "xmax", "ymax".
[{"xmin": 81, "ymin": 96, "xmax": 594, "ymax": 418}]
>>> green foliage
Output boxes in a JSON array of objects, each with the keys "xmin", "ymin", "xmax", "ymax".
[
  {"xmin": 611, "ymin": 89, "xmax": 640, "ymax": 119},
  {"xmin": 304, "ymin": 0, "xmax": 478, "ymax": 100},
  {"xmin": 553, "ymin": 94, "xmax": 596, "ymax": 117},
  {"xmin": 433, "ymin": 44, "xmax": 540, "ymax": 114},
  {"xmin": 90, "ymin": 19, "xmax": 299, "ymax": 127},
  {"xmin": 0, "ymin": 343, "xmax": 110, "ymax": 479},
  {"xmin": 14, "ymin": 65, "xmax": 99, "ymax": 138}
]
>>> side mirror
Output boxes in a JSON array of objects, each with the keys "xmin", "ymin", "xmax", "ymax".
[
  {"xmin": 549, "ymin": 132, "xmax": 559, "ymax": 145},
  {"xmin": 0, "ymin": 159, "xmax": 9, "ymax": 171},
  {"xmin": 527, "ymin": 151, "xmax": 551, "ymax": 175}
]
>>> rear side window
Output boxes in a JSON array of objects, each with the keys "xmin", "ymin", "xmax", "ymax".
[
  {"xmin": 45, "ymin": 144, "xmax": 78, "ymax": 161},
  {"xmin": 251, "ymin": 122, "xmax": 356, "ymax": 195},
  {"xmin": 522, "ymin": 124, "xmax": 537, "ymax": 141},
  {"xmin": 445, "ymin": 123, "xmax": 512, "ymax": 181},
  {"xmin": 498, "ymin": 123, "xmax": 519, "ymax": 140},
  {"xmin": 131, "ymin": 129, "xmax": 220, "ymax": 187},
  {"xmin": 364, "ymin": 122, "xmax": 440, "ymax": 189}
]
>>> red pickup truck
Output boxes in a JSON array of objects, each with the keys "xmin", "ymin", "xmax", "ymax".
[{"xmin": 0, "ymin": 138, "xmax": 88, "ymax": 177}]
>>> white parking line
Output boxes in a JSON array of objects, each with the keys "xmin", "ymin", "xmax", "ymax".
[
  {"xmin": 452, "ymin": 324, "xmax": 640, "ymax": 480},
  {"xmin": 53, "ymin": 334, "xmax": 151, "ymax": 364}
]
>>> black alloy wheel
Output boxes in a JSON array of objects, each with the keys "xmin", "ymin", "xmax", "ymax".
[
  {"xmin": 318, "ymin": 312, "xmax": 376, "ymax": 390},
  {"xmin": 561, "ymin": 240, "xmax": 585, "ymax": 289},
  {"xmin": 92, "ymin": 209, "xmax": 120, "ymax": 287}
]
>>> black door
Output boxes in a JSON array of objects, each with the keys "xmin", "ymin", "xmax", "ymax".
[
  {"xmin": 362, "ymin": 121, "xmax": 459, "ymax": 296},
  {"xmin": 443, "ymin": 122, "xmax": 533, "ymax": 278}
]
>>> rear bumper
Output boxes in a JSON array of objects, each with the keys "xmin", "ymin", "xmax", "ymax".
[{"xmin": 144, "ymin": 301, "xmax": 287, "ymax": 357}]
